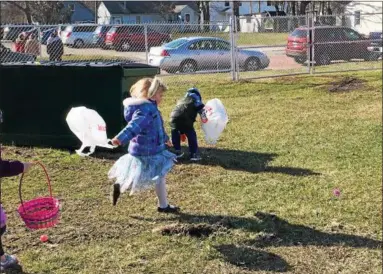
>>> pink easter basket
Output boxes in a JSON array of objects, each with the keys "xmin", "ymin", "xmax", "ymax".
[{"xmin": 17, "ymin": 162, "xmax": 60, "ymax": 230}]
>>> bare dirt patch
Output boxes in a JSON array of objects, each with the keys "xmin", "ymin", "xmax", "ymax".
[
  {"xmin": 153, "ymin": 223, "xmax": 227, "ymax": 238},
  {"xmin": 328, "ymin": 77, "xmax": 366, "ymax": 92}
]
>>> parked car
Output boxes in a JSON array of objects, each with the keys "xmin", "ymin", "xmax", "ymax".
[
  {"xmin": 60, "ymin": 25, "xmax": 98, "ymax": 48},
  {"xmin": 148, "ymin": 37, "xmax": 270, "ymax": 73},
  {"xmin": 105, "ymin": 25, "xmax": 171, "ymax": 51},
  {"xmin": 92, "ymin": 25, "xmax": 112, "ymax": 48},
  {"xmin": 0, "ymin": 45, "xmax": 36, "ymax": 63},
  {"xmin": 286, "ymin": 26, "xmax": 380, "ymax": 65},
  {"xmin": 39, "ymin": 27, "xmax": 58, "ymax": 45},
  {"xmin": 367, "ymin": 31, "xmax": 382, "ymax": 55},
  {"xmin": 3, "ymin": 25, "xmax": 34, "ymax": 41},
  {"xmin": 23, "ymin": 26, "xmax": 54, "ymax": 40}
]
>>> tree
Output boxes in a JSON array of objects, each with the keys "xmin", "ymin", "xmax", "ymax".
[
  {"xmin": 233, "ymin": 1, "xmax": 241, "ymax": 32},
  {"xmin": 5, "ymin": 1, "xmax": 32, "ymax": 23},
  {"xmin": 29, "ymin": 1, "xmax": 72, "ymax": 24},
  {"xmin": 152, "ymin": 1, "xmax": 176, "ymax": 21},
  {"xmin": 1, "ymin": 1, "xmax": 27, "ymax": 23},
  {"xmin": 196, "ymin": 1, "xmax": 210, "ymax": 23},
  {"xmin": 195, "ymin": 1, "xmax": 210, "ymax": 31},
  {"xmin": 5, "ymin": 1, "xmax": 72, "ymax": 24}
]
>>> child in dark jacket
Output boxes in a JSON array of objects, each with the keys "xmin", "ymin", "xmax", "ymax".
[
  {"xmin": 169, "ymin": 88, "xmax": 207, "ymax": 161},
  {"xmin": 0, "ymin": 109, "xmax": 31, "ymax": 271}
]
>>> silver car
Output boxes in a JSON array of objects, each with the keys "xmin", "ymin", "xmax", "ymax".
[
  {"xmin": 61, "ymin": 25, "xmax": 98, "ymax": 48},
  {"xmin": 148, "ymin": 37, "xmax": 269, "ymax": 73}
]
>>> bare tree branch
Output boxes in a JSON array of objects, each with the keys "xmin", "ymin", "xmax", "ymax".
[{"xmin": 5, "ymin": 1, "xmax": 27, "ymax": 12}]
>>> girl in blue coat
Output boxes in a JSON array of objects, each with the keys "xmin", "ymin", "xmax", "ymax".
[{"xmin": 109, "ymin": 78, "xmax": 179, "ymax": 213}]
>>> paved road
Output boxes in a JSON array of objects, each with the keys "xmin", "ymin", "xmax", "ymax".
[{"xmin": 2, "ymin": 41, "xmax": 302, "ymax": 71}]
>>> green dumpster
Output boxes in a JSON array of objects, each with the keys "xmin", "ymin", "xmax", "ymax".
[{"xmin": 0, "ymin": 62, "xmax": 160, "ymax": 148}]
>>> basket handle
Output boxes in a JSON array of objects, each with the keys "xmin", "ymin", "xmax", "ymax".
[{"xmin": 19, "ymin": 162, "xmax": 53, "ymax": 209}]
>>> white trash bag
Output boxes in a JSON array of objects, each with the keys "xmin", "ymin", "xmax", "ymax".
[
  {"xmin": 201, "ymin": 99, "xmax": 229, "ymax": 145},
  {"xmin": 66, "ymin": 106, "xmax": 115, "ymax": 156}
]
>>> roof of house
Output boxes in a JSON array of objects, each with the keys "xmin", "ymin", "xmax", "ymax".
[
  {"xmin": 63, "ymin": 1, "xmax": 94, "ymax": 14},
  {"xmin": 173, "ymin": 5, "xmax": 188, "ymax": 13},
  {"xmin": 102, "ymin": 1, "xmax": 198, "ymax": 15}
]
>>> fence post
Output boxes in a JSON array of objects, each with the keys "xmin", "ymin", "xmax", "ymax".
[
  {"xmin": 37, "ymin": 25, "xmax": 42, "ymax": 61},
  {"xmin": 234, "ymin": 16, "xmax": 240, "ymax": 81},
  {"xmin": 229, "ymin": 17, "xmax": 236, "ymax": 81},
  {"xmin": 310, "ymin": 7, "xmax": 316, "ymax": 74},
  {"xmin": 144, "ymin": 24, "xmax": 148, "ymax": 64},
  {"xmin": 306, "ymin": 7, "xmax": 316, "ymax": 75}
]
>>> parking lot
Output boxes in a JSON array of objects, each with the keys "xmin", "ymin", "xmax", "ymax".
[{"xmin": 2, "ymin": 41, "xmax": 303, "ymax": 71}]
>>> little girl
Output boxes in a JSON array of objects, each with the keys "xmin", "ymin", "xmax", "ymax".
[
  {"xmin": 0, "ymin": 109, "xmax": 31, "ymax": 271},
  {"xmin": 109, "ymin": 77, "xmax": 179, "ymax": 213}
]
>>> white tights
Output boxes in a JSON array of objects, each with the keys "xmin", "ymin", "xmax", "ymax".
[{"xmin": 155, "ymin": 177, "xmax": 168, "ymax": 208}]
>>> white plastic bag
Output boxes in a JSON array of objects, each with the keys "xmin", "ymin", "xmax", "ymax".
[
  {"xmin": 201, "ymin": 99, "xmax": 229, "ymax": 145},
  {"xmin": 66, "ymin": 106, "xmax": 115, "ymax": 156}
]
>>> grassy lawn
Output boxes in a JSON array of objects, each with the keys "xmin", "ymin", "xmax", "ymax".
[
  {"xmin": 0, "ymin": 70, "xmax": 381, "ymax": 273},
  {"xmin": 171, "ymin": 32, "xmax": 288, "ymax": 46}
]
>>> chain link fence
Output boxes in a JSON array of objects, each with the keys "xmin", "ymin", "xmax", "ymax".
[{"xmin": 1, "ymin": 12, "xmax": 381, "ymax": 81}]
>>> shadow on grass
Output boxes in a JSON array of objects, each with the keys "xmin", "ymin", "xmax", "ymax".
[
  {"xmin": 191, "ymin": 147, "xmax": 319, "ymax": 176},
  {"xmin": 3, "ymin": 265, "xmax": 35, "ymax": 274},
  {"xmin": 215, "ymin": 244, "xmax": 289, "ymax": 272},
  {"xmin": 133, "ymin": 211, "xmax": 380, "ymax": 272},
  {"xmin": 132, "ymin": 211, "xmax": 381, "ymax": 249},
  {"xmin": 93, "ymin": 147, "xmax": 320, "ymax": 176}
]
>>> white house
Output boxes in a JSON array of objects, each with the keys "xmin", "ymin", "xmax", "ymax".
[
  {"xmin": 343, "ymin": 2, "xmax": 382, "ymax": 35},
  {"xmin": 97, "ymin": 1, "xmax": 198, "ymax": 24},
  {"xmin": 208, "ymin": 1, "xmax": 281, "ymax": 22}
]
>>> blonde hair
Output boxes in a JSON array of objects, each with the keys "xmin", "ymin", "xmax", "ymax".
[{"xmin": 130, "ymin": 77, "xmax": 167, "ymax": 99}]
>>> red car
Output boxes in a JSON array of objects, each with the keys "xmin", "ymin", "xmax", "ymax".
[
  {"xmin": 105, "ymin": 25, "xmax": 171, "ymax": 51},
  {"xmin": 286, "ymin": 26, "xmax": 379, "ymax": 65}
]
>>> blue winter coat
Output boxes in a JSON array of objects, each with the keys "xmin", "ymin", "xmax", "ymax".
[{"xmin": 116, "ymin": 98, "xmax": 169, "ymax": 156}]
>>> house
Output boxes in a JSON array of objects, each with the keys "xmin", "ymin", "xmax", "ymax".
[
  {"xmin": 208, "ymin": 1, "xmax": 282, "ymax": 22},
  {"xmin": 343, "ymin": 2, "xmax": 382, "ymax": 35},
  {"xmin": 239, "ymin": 11, "xmax": 292, "ymax": 33},
  {"xmin": 97, "ymin": 1, "xmax": 199, "ymax": 24},
  {"xmin": 63, "ymin": 1, "xmax": 95, "ymax": 23}
]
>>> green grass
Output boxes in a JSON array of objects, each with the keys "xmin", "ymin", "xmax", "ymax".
[
  {"xmin": 1, "ymin": 70, "xmax": 382, "ymax": 273},
  {"xmin": 171, "ymin": 32, "xmax": 288, "ymax": 46}
]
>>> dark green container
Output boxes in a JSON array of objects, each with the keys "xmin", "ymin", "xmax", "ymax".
[{"xmin": 0, "ymin": 62, "xmax": 160, "ymax": 148}]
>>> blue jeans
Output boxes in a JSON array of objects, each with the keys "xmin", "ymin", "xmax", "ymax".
[{"xmin": 171, "ymin": 128, "xmax": 198, "ymax": 154}]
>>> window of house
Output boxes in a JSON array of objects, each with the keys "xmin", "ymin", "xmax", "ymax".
[
  {"xmin": 355, "ymin": 11, "xmax": 361, "ymax": 26},
  {"xmin": 68, "ymin": 4, "xmax": 75, "ymax": 12},
  {"xmin": 114, "ymin": 17, "xmax": 122, "ymax": 24},
  {"xmin": 185, "ymin": 13, "xmax": 190, "ymax": 23},
  {"xmin": 266, "ymin": 1, "xmax": 272, "ymax": 6}
]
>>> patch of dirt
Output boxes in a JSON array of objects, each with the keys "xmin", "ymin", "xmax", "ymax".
[
  {"xmin": 153, "ymin": 223, "xmax": 227, "ymax": 238},
  {"xmin": 328, "ymin": 77, "xmax": 366, "ymax": 92}
]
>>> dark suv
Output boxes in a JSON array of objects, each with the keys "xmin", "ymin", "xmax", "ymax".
[
  {"xmin": 368, "ymin": 32, "xmax": 382, "ymax": 55},
  {"xmin": 105, "ymin": 25, "xmax": 171, "ymax": 51},
  {"xmin": 286, "ymin": 26, "xmax": 380, "ymax": 65}
]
